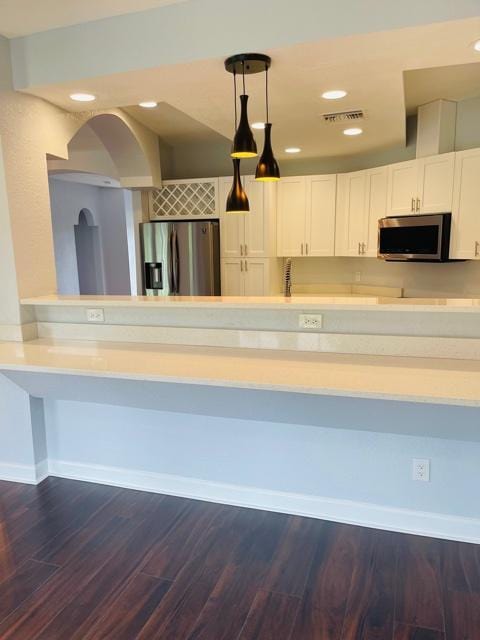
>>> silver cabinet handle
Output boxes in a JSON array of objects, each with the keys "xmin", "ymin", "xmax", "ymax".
[
  {"xmin": 416, "ymin": 198, "xmax": 421, "ymax": 212},
  {"xmin": 245, "ymin": 259, "xmax": 248, "ymax": 271},
  {"xmin": 244, "ymin": 244, "xmax": 248, "ymax": 256},
  {"xmin": 240, "ymin": 259, "xmax": 243, "ymax": 272},
  {"xmin": 358, "ymin": 242, "xmax": 361, "ymax": 255},
  {"xmin": 475, "ymin": 241, "xmax": 479, "ymax": 257},
  {"xmin": 361, "ymin": 242, "xmax": 365, "ymax": 254},
  {"xmin": 301, "ymin": 243, "xmax": 304, "ymax": 255},
  {"xmin": 411, "ymin": 197, "xmax": 415, "ymax": 212},
  {"xmin": 306, "ymin": 243, "xmax": 309, "ymax": 256}
]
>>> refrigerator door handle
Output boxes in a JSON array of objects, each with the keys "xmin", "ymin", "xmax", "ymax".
[
  {"xmin": 173, "ymin": 228, "xmax": 180, "ymax": 294},
  {"xmin": 168, "ymin": 229, "xmax": 175, "ymax": 293}
]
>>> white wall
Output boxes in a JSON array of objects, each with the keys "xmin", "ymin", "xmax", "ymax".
[
  {"xmin": 43, "ymin": 397, "xmax": 480, "ymax": 539},
  {"xmin": 48, "ymin": 178, "xmax": 132, "ymax": 295}
]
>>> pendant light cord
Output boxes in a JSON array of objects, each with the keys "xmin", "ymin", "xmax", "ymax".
[
  {"xmin": 265, "ymin": 63, "xmax": 269, "ymax": 124},
  {"xmin": 233, "ymin": 69, "xmax": 238, "ymax": 131},
  {"xmin": 242, "ymin": 60, "xmax": 246, "ymax": 95}
]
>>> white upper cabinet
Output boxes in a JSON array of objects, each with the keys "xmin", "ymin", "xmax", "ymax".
[
  {"xmin": 417, "ymin": 152, "xmax": 455, "ymax": 213},
  {"xmin": 219, "ymin": 176, "xmax": 275, "ymax": 258},
  {"xmin": 335, "ymin": 166, "xmax": 387, "ymax": 257},
  {"xmin": 277, "ymin": 175, "xmax": 336, "ymax": 257},
  {"xmin": 386, "ymin": 160, "xmax": 418, "ymax": 215},
  {"xmin": 364, "ymin": 166, "xmax": 388, "ymax": 257},
  {"xmin": 386, "ymin": 154, "xmax": 455, "ymax": 216},
  {"xmin": 277, "ymin": 177, "xmax": 307, "ymax": 257},
  {"xmin": 450, "ymin": 148, "xmax": 480, "ymax": 260},
  {"xmin": 219, "ymin": 177, "xmax": 245, "ymax": 258},
  {"xmin": 306, "ymin": 175, "xmax": 337, "ymax": 256}
]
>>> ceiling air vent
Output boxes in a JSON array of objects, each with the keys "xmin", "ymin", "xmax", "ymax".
[{"xmin": 322, "ymin": 109, "xmax": 365, "ymax": 124}]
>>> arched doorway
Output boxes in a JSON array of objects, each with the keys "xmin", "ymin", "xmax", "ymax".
[{"xmin": 74, "ymin": 208, "xmax": 105, "ymax": 295}]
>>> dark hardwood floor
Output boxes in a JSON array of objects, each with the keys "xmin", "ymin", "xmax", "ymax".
[{"xmin": 0, "ymin": 477, "xmax": 478, "ymax": 639}]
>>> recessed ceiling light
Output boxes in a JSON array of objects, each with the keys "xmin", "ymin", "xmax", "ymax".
[
  {"xmin": 139, "ymin": 101, "xmax": 158, "ymax": 108},
  {"xmin": 322, "ymin": 89, "xmax": 347, "ymax": 100},
  {"xmin": 343, "ymin": 127, "xmax": 363, "ymax": 136},
  {"xmin": 474, "ymin": 39, "xmax": 480, "ymax": 52},
  {"xmin": 285, "ymin": 147, "xmax": 301, "ymax": 153},
  {"xmin": 252, "ymin": 122, "xmax": 266, "ymax": 130},
  {"xmin": 69, "ymin": 93, "xmax": 96, "ymax": 102}
]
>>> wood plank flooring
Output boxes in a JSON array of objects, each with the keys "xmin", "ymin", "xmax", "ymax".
[{"xmin": 0, "ymin": 477, "xmax": 478, "ymax": 639}]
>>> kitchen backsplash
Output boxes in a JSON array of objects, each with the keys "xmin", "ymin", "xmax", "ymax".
[{"xmin": 292, "ymin": 257, "xmax": 480, "ymax": 298}]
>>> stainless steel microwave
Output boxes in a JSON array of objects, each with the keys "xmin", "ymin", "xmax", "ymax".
[{"xmin": 378, "ymin": 213, "xmax": 452, "ymax": 262}]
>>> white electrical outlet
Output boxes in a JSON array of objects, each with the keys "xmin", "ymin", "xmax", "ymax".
[
  {"xmin": 86, "ymin": 308, "xmax": 105, "ymax": 323},
  {"xmin": 298, "ymin": 314, "xmax": 323, "ymax": 329},
  {"xmin": 413, "ymin": 458, "xmax": 430, "ymax": 482}
]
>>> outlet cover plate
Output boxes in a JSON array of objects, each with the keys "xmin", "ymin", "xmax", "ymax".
[
  {"xmin": 86, "ymin": 308, "xmax": 105, "ymax": 323},
  {"xmin": 298, "ymin": 314, "xmax": 323, "ymax": 330},
  {"xmin": 413, "ymin": 458, "xmax": 430, "ymax": 482}
]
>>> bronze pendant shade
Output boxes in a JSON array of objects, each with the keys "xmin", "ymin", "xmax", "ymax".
[
  {"xmin": 231, "ymin": 94, "xmax": 257, "ymax": 159},
  {"xmin": 255, "ymin": 123, "xmax": 280, "ymax": 182},
  {"xmin": 226, "ymin": 159, "xmax": 249, "ymax": 213}
]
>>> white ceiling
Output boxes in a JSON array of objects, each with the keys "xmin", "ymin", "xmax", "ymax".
[
  {"xmin": 0, "ymin": 0, "xmax": 187, "ymax": 37},
  {"xmin": 20, "ymin": 17, "xmax": 480, "ymax": 159}
]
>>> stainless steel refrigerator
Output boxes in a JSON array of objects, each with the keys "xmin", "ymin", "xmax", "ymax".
[{"xmin": 140, "ymin": 220, "xmax": 221, "ymax": 296}]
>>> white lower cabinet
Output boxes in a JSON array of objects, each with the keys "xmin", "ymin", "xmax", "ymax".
[
  {"xmin": 221, "ymin": 258, "xmax": 282, "ymax": 296},
  {"xmin": 450, "ymin": 148, "xmax": 480, "ymax": 259}
]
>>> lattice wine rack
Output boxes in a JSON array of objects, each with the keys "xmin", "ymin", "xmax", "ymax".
[{"xmin": 149, "ymin": 179, "xmax": 219, "ymax": 219}]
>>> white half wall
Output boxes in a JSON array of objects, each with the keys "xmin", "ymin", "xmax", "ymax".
[
  {"xmin": 43, "ymin": 396, "xmax": 480, "ymax": 542},
  {"xmin": 0, "ymin": 375, "xmax": 47, "ymax": 483}
]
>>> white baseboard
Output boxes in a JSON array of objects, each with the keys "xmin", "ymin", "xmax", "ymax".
[
  {"xmin": 0, "ymin": 461, "xmax": 40, "ymax": 484},
  {"xmin": 47, "ymin": 459, "xmax": 480, "ymax": 544}
]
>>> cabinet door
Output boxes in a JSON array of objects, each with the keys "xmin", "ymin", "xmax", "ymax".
[
  {"xmin": 450, "ymin": 149, "xmax": 480, "ymax": 260},
  {"xmin": 306, "ymin": 175, "xmax": 336, "ymax": 256},
  {"xmin": 364, "ymin": 166, "xmax": 388, "ymax": 257},
  {"xmin": 336, "ymin": 171, "xmax": 366, "ymax": 256},
  {"xmin": 417, "ymin": 152, "xmax": 455, "ymax": 214},
  {"xmin": 221, "ymin": 259, "xmax": 245, "ymax": 295},
  {"xmin": 219, "ymin": 177, "xmax": 245, "ymax": 258},
  {"xmin": 386, "ymin": 160, "xmax": 418, "ymax": 215},
  {"xmin": 243, "ymin": 176, "xmax": 267, "ymax": 258},
  {"xmin": 276, "ymin": 177, "xmax": 306, "ymax": 257},
  {"xmin": 244, "ymin": 259, "xmax": 267, "ymax": 296}
]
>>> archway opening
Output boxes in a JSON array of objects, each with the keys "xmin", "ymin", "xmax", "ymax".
[{"xmin": 74, "ymin": 208, "xmax": 104, "ymax": 295}]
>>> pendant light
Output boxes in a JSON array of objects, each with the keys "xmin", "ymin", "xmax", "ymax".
[
  {"xmin": 225, "ymin": 69, "xmax": 249, "ymax": 213},
  {"xmin": 226, "ymin": 158, "xmax": 250, "ymax": 213},
  {"xmin": 225, "ymin": 54, "xmax": 272, "ymax": 158},
  {"xmin": 231, "ymin": 60, "xmax": 257, "ymax": 158},
  {"xmin": 255, "ymin": 64, "xmax": 280, "ymax": 182}
]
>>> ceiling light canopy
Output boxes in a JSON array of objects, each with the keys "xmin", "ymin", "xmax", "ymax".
[
  {"xmin": 285, "ymin": 147, "xmax": 301, "ymax": 153},
  {"xmin": 70, "ymin": 93, "xmax": 96, "ymax": 102},
  {"xmin": 343, "ymin": 127, "xmax": 363, "ymax": 136},
  {"xmin": 139, "ymin": 101, "xmax": 158, "ymax": 108},
  {"xmin": 322, "ymin": 89, "xmax": 347, "ymax": 100}
]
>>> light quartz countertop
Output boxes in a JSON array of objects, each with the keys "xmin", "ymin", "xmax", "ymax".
[
  {"xmin": 20, "ymin": 294, "xmax": 480, "ymax": 312},
  {"xmin": 1, "ymin": 338, "xmax": 480, "ymax": 407}
]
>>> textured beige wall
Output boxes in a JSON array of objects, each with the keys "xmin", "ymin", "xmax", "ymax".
[{"xmin": 0, "ymin": 84, "xmax": 161, "ymax": 331}]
